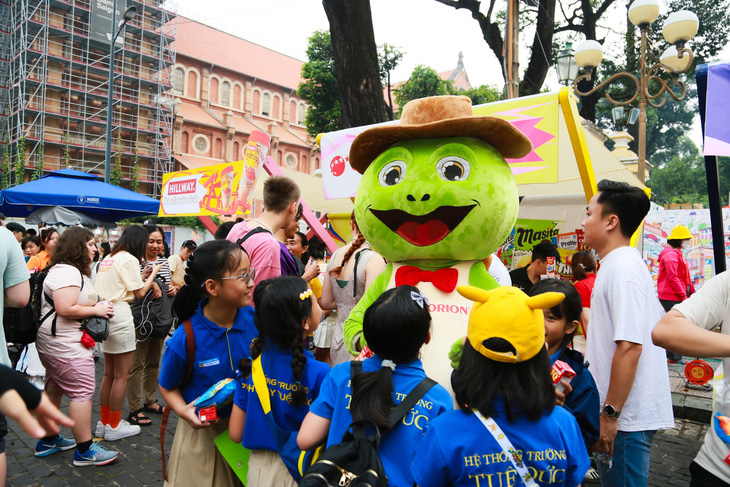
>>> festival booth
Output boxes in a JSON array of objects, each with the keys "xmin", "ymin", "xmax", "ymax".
[{"xmin": 0, "ymin": 169, "xmax": 160, "ymax": 225}]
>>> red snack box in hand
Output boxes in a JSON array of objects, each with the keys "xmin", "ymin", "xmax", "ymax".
[
  {"xmin": 551, "ymin": 359, "xmax": 576, "ymax": 393},
  {"xmin": 356, "ymin": 346, "xmax": 374, "ymax": 361}
]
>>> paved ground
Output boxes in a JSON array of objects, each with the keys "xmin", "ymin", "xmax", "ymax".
[{"xmin": 3, "ymin": 356, "xmax": 713, "ymax": 486}]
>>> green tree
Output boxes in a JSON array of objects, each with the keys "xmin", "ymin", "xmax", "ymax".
[
  {"xmin": 62, "ymin": 129, "xmax": 71, "ymax": 168},
  {"xmin": 1, "ymin": 138, "xmax": 10, "ymax": 189},
  {"xmin": 14, "ymin": 136, "xmax": 25, "ymax": 186},
  {"xmin": 298, "ymin": 30, "xmax": 342, "ymax": 139},
  {"xmin": 130, "ymin": 143, "xmax": 140, "ymax": 192},
  {"xmin": 33, "ymin": 141, "xmax": 44, "ymax": 181},
  {"xmin": 394, "ymin": 65, "xmax": 453, "ymax": 115},
  {"xmin": 110, "ymin": 131, "xmax": 123, "ymax": 187},
  {"xmin": 322, "ymin": 0, "xmax": 388, "ymax": 128},
  {"xmin": 379, "ymin": 43, "xmax": 404, "ymax": 120},
  {"xmin": 461, "ymin": 84, "xmax": 503, "ymax": 106},
  {"xmin": 435, "ymin": 0, "xmax": 556, "ymax": 96}
]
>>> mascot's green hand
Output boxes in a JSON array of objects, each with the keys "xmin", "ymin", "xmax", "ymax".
[{"xmin": 449, "ymin": 337, "xmax": 466, "ymax": 369}]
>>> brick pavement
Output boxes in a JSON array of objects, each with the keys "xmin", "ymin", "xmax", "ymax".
[{"xmin": 3, "ymin": 357, "xmax": 712, "ymax": 486}]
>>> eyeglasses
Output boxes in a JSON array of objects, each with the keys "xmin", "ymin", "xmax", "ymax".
[
  {"xmin": 219, "ymin": 268, "xmax": 257, "ymax": 284},
  {"xmin": 295, "ymin": 203, "xmax": 303, "ymax": 221}
]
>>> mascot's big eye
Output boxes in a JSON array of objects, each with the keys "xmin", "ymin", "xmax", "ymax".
[
  {"xmin": 378, "ymin": 161, "xmax": 407, "ymax": 187},
  {"xmin": 436, "ymin": 156, "xmax": 471, "ymax": 182}
]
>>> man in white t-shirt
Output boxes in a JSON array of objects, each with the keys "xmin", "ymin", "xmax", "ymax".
[
  {"xmin": 653, "ymin": 271, "xmax": 730, "ymax": 486},
  {"xmin": 581, "ymin": 180, "xmax": 674, "ymax": 487}
]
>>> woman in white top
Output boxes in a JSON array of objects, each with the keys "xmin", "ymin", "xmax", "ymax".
[
  {"xmin": 94, "ymin": 225, "xmax": 162, "ymax": 441},
  {"xmin": 35, "ymin": 227, "xmax": 119, "ymax": 466},
  {"xmin": 126, "ymin": 224, "xmax": 175, "ymax": 426}
]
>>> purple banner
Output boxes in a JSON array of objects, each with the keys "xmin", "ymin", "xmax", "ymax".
[{"xmin": 704, "ymin": 63, "xmax": 730, "ymax": 157}]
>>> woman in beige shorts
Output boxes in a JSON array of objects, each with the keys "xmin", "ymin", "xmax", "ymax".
[{"xmin": 94, "ymin": 225, "xmax": 162, "ymax": 441}]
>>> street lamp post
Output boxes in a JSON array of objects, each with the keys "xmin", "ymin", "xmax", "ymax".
[
  {"xmin": 571, "ymin": 0, "xmax": 698, "ymax": 182},
  {"xmin": 104, "ymin": 3, "xmax": 137, "ymax": 184},
  {"xmin": 555, "ymin": 42, "xmax": 579, "ymax": 87}
]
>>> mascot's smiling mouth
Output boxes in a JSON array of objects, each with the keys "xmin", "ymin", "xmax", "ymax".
[{"xmin": 369, "ymin": 205, "xmax": 476, "ymax": 247}]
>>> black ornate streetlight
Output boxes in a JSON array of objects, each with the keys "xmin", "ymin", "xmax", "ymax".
[{"xmin": 572, "ymin": 0, "xmax": 698, "ymax": 182}]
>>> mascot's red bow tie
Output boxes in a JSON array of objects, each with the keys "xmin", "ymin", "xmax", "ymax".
[{"xmin": 395, "ymin": 266, "xmax": 459, "ymax": 293}]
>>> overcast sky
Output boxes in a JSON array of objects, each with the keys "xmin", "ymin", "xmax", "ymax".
[{"xmin": 174, "ymin": 0, "xmax": 730, "ymax": 149}]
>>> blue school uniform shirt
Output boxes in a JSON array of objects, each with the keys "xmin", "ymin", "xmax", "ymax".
[
  {"xmin": 234, "ymin": 342, "xmax": 331, "ymax": 451},
  {"xmin": 411, "ymin": 397, "xmax": 589, "ymax": 487},
  {"xmin": 158, "ymin": 300, "xmax": 256, "ymax": 417},
  {"xmin": 309, "ymin": 355, "xmax": 453, "ymax": 487},
  {"xmin": 551, "ymin": 348, "xmax": 600, "ymax": 452}
]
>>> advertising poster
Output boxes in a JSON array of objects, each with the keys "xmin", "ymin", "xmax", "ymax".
[
  {"xmin": 159, "ymin": 161, "xmax": 255, "ymax": 217},
  {"xmin": 642, "ymin": 208, "xmax": 730, "ymax": 290},
  {"xmin": 319, "ymin": 93, "xmax": 560, "ymax": 199},
  {"xmin": 89, "ymin": 0, "xmax": 127, "ymax": 47},
  {"xmin": 498, "ymin": 194, "xmax": 591, "ymax": 280}
]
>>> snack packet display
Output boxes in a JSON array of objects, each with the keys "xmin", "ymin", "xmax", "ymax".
[
  {"xmin": 193, "ymin": 377, "xmax": 236, "ymax": 414},
  {"xmin": 236, "ymin": 130, "xmax": 270, "ymax": 213}
]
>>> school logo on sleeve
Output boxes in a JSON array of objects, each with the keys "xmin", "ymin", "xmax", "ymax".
[{"xmin": 198, "ymin": 357, "xmax": 220, "ymax": 368}]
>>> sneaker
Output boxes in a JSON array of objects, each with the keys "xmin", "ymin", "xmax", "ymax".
[
  {"xmin": 104, "ymin": 419, "xmax": 141, "ymax": 441},
  {"xmin": 584, "ymin": 466, "xmax": 601, "ymax": 484},
  {"xmin": 35, "ymin": 435, "xmax": 77, "ymax": 457},
  {"xmin": 95, "ymin": 421, "xmax": 105, "ymax": 439},
  {"xmin": 73, "ymin": 442, "xmax": 119, "ymax": 467}
]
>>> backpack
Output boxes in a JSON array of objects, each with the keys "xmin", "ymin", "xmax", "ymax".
[
  {"xmin": 30, "ymin": 264, "xmax": 85, "ymax": 337},
  {"xmin": 299, "ymin": 361, "xmax": 436, "ymax": 487},
  {"xmin": 3, "ymin": 268, "xmax": 51, "ymax": 345}
]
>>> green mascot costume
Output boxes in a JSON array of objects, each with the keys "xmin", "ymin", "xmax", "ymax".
[{"xmin": 343, "ymin": 95, "xmax": 532, "ymax": 393}]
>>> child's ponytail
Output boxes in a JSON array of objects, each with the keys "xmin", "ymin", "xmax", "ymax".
[
  {"xmin": 351, "ymin": 364, "xmax": 395, "ymax": 432},
  {"xmin": 350, "ymin": 285, "xmax": 431, "ymax": 432},
  {"xmin": 248, "ymin": 276, "xmax": 313, "ymax": 407}
]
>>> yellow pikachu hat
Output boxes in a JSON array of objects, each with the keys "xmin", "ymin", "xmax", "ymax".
[{"xmin": 457, "ymin": 285, "xmax": 565, "ymax": 363}]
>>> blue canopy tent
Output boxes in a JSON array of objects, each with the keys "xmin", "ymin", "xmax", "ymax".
[{"xmin": 0, "ymin": 169, "xmax": 159, "ymax": 223}]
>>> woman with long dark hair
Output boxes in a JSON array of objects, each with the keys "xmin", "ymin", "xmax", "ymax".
[
  {"xmin": 94, "ymin": 225, "xmax": 162, "ymax": 441},
  {"xmin": 319, "ymin": 212, "xmax": 385, "ymax": 364},
  {"xmin": 35, "ymin": 227, "xmax": 119, "ymax": 466},
  {"xmin": 126, "ymin": 224, "xmax": 174, "ymax": 426}
]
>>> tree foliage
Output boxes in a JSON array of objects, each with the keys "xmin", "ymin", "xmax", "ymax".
[
  {"xmin": 379, "ymin": 43, "xmax": 404, "ymax": 120},
  {"xmin": 647, "ymin": 137, "xmax": 730, "ymax": 206},
  {"xmin": 14, "ymin": 136, "xmax": 25, "ymax": 186},
  {"xmin": 461, "ymin": 84, "xmax": 503, "ymax": 105},
  {"xmin": 394, "ymin": 65, "xmax": 453, "ymax": 115},
  {"xmin": 33, "ymin": 141, "xmax": 44, "ymax": 181},
  {"xmin": 298, "ymin": 30, "xmax": 342, "ymax": 139},
  {"xmin": 110, "ymin": 131, "xmax": 123, "ymax": 187}
]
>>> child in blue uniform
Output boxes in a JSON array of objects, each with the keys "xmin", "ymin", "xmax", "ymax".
[
  {"xmin": 298, "ymin": 285, "xmax": 453, "ymax": 487},
  {"xmin": 530, "ymin": 278, "xmax": 600, "ymax": 455},
  {"xmin": 158, "ymin": 240, "xmax": 257, "ymax": 487},
  {"xmin": 229, "ymin": 276, "xmax": 330, "ymax": 487},
  {"xmin": 411, "ymin": 285, "xmax": 590, "ymax": 487}
]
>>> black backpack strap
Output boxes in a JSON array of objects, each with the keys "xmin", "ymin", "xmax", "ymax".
[
  {"xmin": 44, "ymin": 267, "xmax": 85, "ymax": 337},
  {"xmin": 236, "ymin": 226, "xmax": 272, "ymax": 246},
  {"xmin": 387, "ymin": 377, "xmax": 437, "ymax": 429},
  {"xmin": 352, "ymin": 248, "xmax": 371, "ymax": 298}
]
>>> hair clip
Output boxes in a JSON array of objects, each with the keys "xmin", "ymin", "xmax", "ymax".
[
  {"xmin": 299, "ymin": 289, "xmax": 313, "ymax": 301},
  {"xmin": 410, "ymin": 290, "xmax": 430, "ymax": 309},
  {"xmin": 381, "ymin": 359, "xmax": 396, "ymax": 371}
]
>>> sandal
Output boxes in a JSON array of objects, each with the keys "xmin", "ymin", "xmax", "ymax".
[
  {"xmin": 128, "ymin": 409, "xmax": 152, "ymax": 427},
  {"xmin": 143, "ymin": 401, "xmax": 165, "ymax": 415}
]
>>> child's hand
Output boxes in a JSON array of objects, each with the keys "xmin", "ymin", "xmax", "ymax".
[
  {"xmin": 181, "ymin": 400, "xmax": 217, "ymax": 430},
  {"xmin": 554, "ymin": 380, "xmax": 573, "ymax": 407}
]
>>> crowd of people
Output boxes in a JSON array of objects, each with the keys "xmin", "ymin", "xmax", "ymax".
[{"xmin": 0, "ymin": 176, "xmax": 727, "ymax": 487}]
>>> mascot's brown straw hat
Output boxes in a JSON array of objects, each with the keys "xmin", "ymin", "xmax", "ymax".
[{"xmin": 349, "ymin": 95, "xmax": 533, "ymax": 174}]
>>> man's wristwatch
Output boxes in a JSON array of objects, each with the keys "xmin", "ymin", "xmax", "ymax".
[{"xmin": 603, "ymin": 404, "xmax": 621, "ymax": 419}]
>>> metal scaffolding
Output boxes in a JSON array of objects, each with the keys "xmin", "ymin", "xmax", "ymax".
[{"xmin": 0, "ymin": 0, "xmax": 177, "ymax": 197}]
